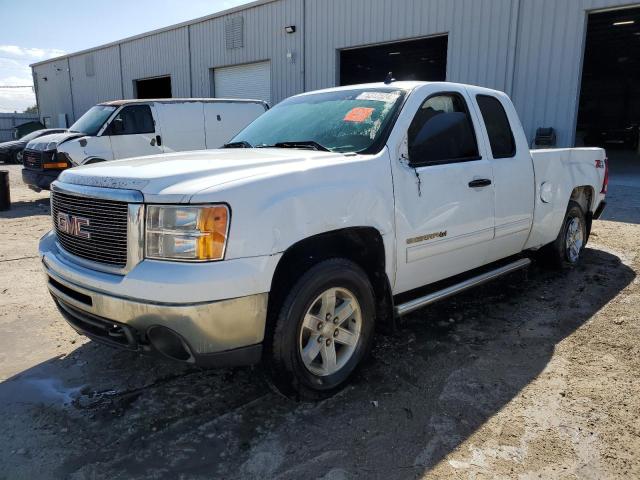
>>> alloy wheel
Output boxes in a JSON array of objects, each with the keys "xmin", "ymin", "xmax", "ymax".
[{"xmin": 298, "ymin": 287, "xmax": 362, "ymax": 376}]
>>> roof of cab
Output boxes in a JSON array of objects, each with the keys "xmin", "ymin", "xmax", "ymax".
[
  {"xmin": 98, "ymin": 98, "xmax": 268, "ymax": 107},
  {"xmin": 293, "ymin": 81, "xmax": 507, "ymax": 98}
]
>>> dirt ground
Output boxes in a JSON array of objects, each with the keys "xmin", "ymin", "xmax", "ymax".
[{"xmin": 0, "ymin": 162, "xmax": 639, "ymax": 479}]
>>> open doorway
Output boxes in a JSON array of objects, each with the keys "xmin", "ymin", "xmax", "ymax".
[
  {"xmin": 135, "ymin": 76, "xmax": 172, "ymax": 99},
  {"xmin": 576, "ymin": 7, "xmax": 640, "ymax": 177},
  {"xmin": 339, "ymin": 35, "xmax": 448, "ymax": 86}
]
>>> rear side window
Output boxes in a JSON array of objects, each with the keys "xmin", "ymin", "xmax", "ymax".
[
  {"xmin": 111, "ymin": 105, "xmax": 155, "ymax": 135},
  {"xmin": 476, "ymin": 95, "xmax": 516, "ymax": 158},
  {"xmin": 408, "ymin": 93, "xmax": 480, "ymax": 166}
]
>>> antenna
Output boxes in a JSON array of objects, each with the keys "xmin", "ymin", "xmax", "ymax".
[{"xmin": 384, "ymin": 72, "xmax": 395, "ymax": 84}]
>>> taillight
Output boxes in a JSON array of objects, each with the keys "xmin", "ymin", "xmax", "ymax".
[{"xmin": 601, "ymin": 157, "xmax": 609, "ymax": 194}]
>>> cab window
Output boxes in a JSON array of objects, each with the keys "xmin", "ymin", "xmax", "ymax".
[
  {"xmin": 109, "ymin": 105, "xmax": 155, "ymax": 135},
  {"xmin": 476, "ymin": 95, "xmax": 516, "ymax": 158},
  {"xmin": 408, "ymin": 93, "xmax": 480, "ymax": 166}
]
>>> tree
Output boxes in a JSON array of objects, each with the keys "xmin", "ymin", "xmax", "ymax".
[{"xmin": 23, "ymin": 105, "xmax": 38, "ymax": 114}]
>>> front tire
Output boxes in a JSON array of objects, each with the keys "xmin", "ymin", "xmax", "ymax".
[
  {"xmin": 266, "ymin": 258, "xmax": 376, "ymax": 399},
  {"xmin": 13, "ymin": 150, "xmax": 23, "ymax": 164},
  {"xmin": 540, "ymin": 200, "xmax": 587, "ymax": 268}
]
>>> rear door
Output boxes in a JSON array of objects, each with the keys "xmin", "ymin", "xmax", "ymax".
[
  {"xmin": 108, "ymin": 104, "xmax": 163, "ymax": 159},
  {"xmin": 471, "ymin": 92, "xmax": 534, "ymax": 262},
  {"xmin": 153, "ymin": 102, "xmax": 206, "ymax": 153},
  {"xmin": 203, "ymin": 102, "xmax": 267, "ymax": 148},
  {"xmin": 390, "ymin": 85, "xmax": 495, "ymax": 294}
]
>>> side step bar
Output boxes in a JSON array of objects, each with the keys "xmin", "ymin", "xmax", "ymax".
[{"xmin": 394, "ymin": 258, "xmax": 531, "ymax": 317}]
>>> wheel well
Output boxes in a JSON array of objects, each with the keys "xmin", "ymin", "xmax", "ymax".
[
  {"xmin": 570, "ymin": 186, "xmax": 594, "ymax": 239},
  {"xmin": 267, "ymin": 227, "xmax": 395, "ymax": 336}
]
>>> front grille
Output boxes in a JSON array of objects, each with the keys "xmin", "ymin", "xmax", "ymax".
[
  {"xmin": 51, "ymin": 191, "xmax": 129, "ymax": 267},
  {"xmin": 23, "ymin": 149, "xmax": 42, "ymax": 169}
]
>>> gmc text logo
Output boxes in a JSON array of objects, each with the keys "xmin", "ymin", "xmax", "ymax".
[{"xmin": 57, "ymin": 213, "xmax": 91, "ymax": 239}]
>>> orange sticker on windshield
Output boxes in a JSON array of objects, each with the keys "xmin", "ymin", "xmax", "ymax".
[{"xmin": 344, "ymin": 107, "xmax": 374, "ymax": 123}]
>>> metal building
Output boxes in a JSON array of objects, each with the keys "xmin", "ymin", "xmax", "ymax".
[{"xmin": 31, "ymin": 0, "xmax": 640, "ymax": 151}]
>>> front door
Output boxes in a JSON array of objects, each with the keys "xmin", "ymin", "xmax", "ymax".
[
  {"xmin": 108, "ymin": 104, "xmax": 163, "ymax": 160},
  {"xmin": 389, "ymin": 87, "xmax": 495, "ymax": 294}
]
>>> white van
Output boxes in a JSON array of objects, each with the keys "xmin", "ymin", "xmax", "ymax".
[
  {"xmin": 65, "ymin": 98, "xmax": 268, "ymax": 165},
  {"xmin": 22, "ymin": 98, "xmax": 268, "ymax": 190}
]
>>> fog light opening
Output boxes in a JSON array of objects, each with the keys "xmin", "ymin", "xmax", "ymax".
[{"xmin": 146, "ymin": 326, "xmax": 193, "ymax": 362}]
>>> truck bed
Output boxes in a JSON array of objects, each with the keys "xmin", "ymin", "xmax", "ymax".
[{"xmin": 525, "ymin": 147, "xmax": 607, "ymax": 250}]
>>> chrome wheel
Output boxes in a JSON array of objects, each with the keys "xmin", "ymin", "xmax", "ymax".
[
  {"xmin": 15, "ymin": 150, "xmax": 23, "ymax": 164},
  {"xmin": 565, "ymin": 216, "xmax": 584, "ymax": 263},
  {"xmin": 298, "ymin": 287, "xmax": 362, "ymax": 376}
]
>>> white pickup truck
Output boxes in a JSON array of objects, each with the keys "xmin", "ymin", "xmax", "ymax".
[{"xmin": 40, "ymin": 81, "xmax": 608, "ymax": 398}]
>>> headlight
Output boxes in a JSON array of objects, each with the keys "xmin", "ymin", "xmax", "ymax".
[{"xmin": 145, "ymin": 205, "xmax": 230, "ymax": 261}]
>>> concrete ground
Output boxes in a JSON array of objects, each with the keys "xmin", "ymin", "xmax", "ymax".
[{"xmin": 0, "ymin": 158, "xmax": 639, "ymax": 479}]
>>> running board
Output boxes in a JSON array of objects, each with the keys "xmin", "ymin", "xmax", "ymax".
[{"xmin": 394, "ymin": 258, "xmax": 531, "ymax": 317}]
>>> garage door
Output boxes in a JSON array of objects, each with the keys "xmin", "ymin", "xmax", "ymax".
[{"xmin": 213, "ymin": 61, "xmax": 271, "ymax": 104}]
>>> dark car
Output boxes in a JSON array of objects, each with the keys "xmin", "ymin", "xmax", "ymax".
[{"xmin": 0, "ymin": 128, "xmax": 66, "ymax": 164}]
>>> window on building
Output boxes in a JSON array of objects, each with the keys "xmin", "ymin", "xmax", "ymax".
[
  {"xmin": 110, "ymin": 105, "xmax": 155, "ymax": 135},
  {"xmin": 408, "ymin": 93, "xmax": 480, "ymax": 165},
  {"xmin": 476, "ymin": 95, "xmax": 516, "ymax": 158}
]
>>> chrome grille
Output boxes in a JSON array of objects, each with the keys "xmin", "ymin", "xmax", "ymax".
[
  {"xmin": 51, "ymin": 191, "xmax": 128, "ymax": 267},
  {"xmin": 23, "ymin": 150, "xmax": 41, "ymax": 169}
]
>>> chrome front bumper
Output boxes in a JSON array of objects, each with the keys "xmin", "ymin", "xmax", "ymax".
[{"xmin": 44, "ymin": 258, "xmax": 268, "ymax": 366}]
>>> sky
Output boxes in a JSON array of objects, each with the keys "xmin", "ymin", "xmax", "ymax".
[{"xmin": 0, "ymin": 0, "xmax": 249, "ymax": 112}]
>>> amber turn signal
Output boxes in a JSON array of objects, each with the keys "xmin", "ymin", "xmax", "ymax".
[
  {"xmin": 196, "ymin": 206, "xmax": 229, "ymax": 260},
  {"xmin": 42, "ymin": 162, "xmax": 69, "ymax": 169}
]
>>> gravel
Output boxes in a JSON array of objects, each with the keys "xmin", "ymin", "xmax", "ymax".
[{"xmin": 1, "ymin": 163, "xmax": 638, "ymax": 479}]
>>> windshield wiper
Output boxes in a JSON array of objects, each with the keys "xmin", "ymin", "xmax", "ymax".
[
  {"xmin": 257, "ymin": 141, "xmax": 330, "ymax": 152},
  {"xmin": 223, "ymin": 140, "xmax": 253, "ymax": 148}
]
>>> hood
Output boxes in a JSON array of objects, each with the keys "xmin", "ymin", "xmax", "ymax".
[
  {"xmin": 26, "ymin": 132, "xmax": 85, "ymax": 151},
  {"xmin": 58, "ymin": 148, "xmax": 351, "ymax": 202},
  {"xmin": 0, "ymin": 140, "xmax": 26, "ymax": 152}
]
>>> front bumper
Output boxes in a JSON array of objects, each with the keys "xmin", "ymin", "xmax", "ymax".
[
  {"xmin": 22, "ymin": 168, "xmax": 60, "ymax": 191},
  {"xmin": 40, "ymin": 232, "xmax": 277, "ymax": 367}
]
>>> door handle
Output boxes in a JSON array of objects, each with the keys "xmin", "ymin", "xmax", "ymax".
[
  {"xmin": 468, "ymin": 179, "xmax": 492, "ymax": 188},
  {"xmin": 156, "ymin": 135, "xmax": 162, "ymax": 146}
]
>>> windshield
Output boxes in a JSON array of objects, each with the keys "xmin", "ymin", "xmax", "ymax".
[
  {"xmin": 229, "ymin": 88, "xmax": 406, "ymax": 153},
  {"xmin": 69, "ymin": 105, "xmax": 116, "ymax": 135}
]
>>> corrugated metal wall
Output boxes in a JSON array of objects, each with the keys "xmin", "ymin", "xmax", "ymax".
[
  {"xmin": 189, "ymin": 0, "xmax": 303, "ymax": 103},
  {"xmin": 31, "ymin": 0, "xmax": 639, "ymax": 145},
  {"xmin": 32, "ymin": 59, "xmax": 73, "ymax": 128},
  {"xmin": 304, "ymin": 0, "xmax": 516, "ymax": 93},
  {"xmin": 68, "ymin": 46, "xmax": 122, "ymax": 120},
  {"xmin": 120, "ymin": 27, "xmax": 191, "ymax": 98},
  {"xmin": 511, "ymin": 0, "xmax": 636, "ymax": 146}
]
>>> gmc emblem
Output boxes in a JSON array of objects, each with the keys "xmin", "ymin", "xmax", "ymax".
[{"xmin": 57, "ymin": 213, "xmax": 91, "ymax": 239}]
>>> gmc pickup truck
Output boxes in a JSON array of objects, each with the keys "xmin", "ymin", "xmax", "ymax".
[{"xmin": 39, "ymin": 82, "xmax": 608, "ymax": 398}]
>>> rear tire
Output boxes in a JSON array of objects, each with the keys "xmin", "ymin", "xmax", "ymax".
[
  {"xmin": 266, "ymin": 258, "xmax": 376, "ymax": 400},
  {"xmin": 539, "ymin": 200, "xmax": 587, "ymax": 268},
  {"xmin": 13, "ymin": 150, "xmax": 23, "ymax": 165}
]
